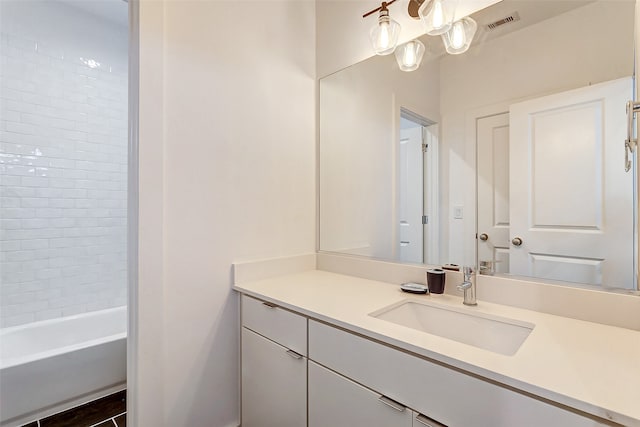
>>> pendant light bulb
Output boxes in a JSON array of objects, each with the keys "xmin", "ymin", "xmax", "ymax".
[
  {"xmin": 395, "ymin": 39, "xmax": 426, "ymax": 72},
  {"xmin": 431, "ymin": 0, "xmax": 445, "ymax": 28},
  {"xmin": 369, "ymin": 4, "xmax": 401, "ymax": 55},
  {"xmin": 442, "ymin": 16, "xmax": 477, "ymax": 55},
  {"xmin": 419, "ymin": 0, "xmax": 457, "ymax": 36},
  {"xmin": 450, "ymin": 21, "xmax": 465, "ymax": 49}
]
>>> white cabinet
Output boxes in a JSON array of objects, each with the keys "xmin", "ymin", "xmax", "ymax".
[
  {"xmin": 239, "ymin": 293, "xmax": 614, "ymax": 427},
  {"xmin": 309, "ymin": 320, "xmax": 612, "ymax": 427},
  {"xmin": 309, "ymin": 361, "xmax": 413, "ymax": 427},
  {"xmin": 242, "ymin": 294, "xmax": 307, "ymax": 355},
  {"xmin": 241, "ymin": 295, "xmax": 307, "ymax": 427}
]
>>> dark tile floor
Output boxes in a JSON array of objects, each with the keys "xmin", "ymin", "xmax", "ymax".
[{"xmin": 21, "ymin": 390, "xmax": 126, "ymax": 427}]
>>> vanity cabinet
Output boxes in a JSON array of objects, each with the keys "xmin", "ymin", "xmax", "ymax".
[
  {"xmin": 241, "ymin": 295, "xmax": 307, "ymax": 427},
  {"xmin": 309, "ymin": 320, "xmax": 613, "ymax": 427},
  {"xmin": 241, "ymin": 294, "xmax": 616, "ymax": 427}
]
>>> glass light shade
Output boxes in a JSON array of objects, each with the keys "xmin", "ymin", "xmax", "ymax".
[
  {"xmin": 418, "ymin": 0, "xmax": 457, "ymax": 36},
  {"xmin": 442, "ymin": 17, "xmax": 477, "ymax": 55},
  {"xmin": 370, "ymin": 11, "xmax": 401, "ymax": 55},
  {"xmin": 395, "ymin": 40, "xmax": 426, "ymax": 72}
]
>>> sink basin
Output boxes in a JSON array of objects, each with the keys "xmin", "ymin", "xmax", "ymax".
[{"xmin": 370, "ymin": 300, "xmax": 534, "ymax": 355}]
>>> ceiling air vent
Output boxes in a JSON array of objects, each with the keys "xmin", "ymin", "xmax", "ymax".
[{"xmin": 486, "ymin": 12, "xmax": 521, "ymax": 30}]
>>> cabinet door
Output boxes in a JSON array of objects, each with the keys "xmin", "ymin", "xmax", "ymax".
[
  {"xmin": 309, "ymin": 361, "xmax": 413, "ymax": 427},
  {"xmin": 241, "ymin": 328, "xmax": 306, "ymax": 427}
]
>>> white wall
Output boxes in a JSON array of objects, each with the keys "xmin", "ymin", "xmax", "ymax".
[
  {"xmin": 439, "ymin": 0, "xmax": 635, "ymax": 266},
  {"xmin": 319, "ymin": 52, "xmax": 439, "ymax": 260},
  {"xmin": 135, "ymin": 1, "xmax": 316, "ymax": 425},
  {"xmin": 0, "ymin": 0, "xmax": 128, "ymax": 327}
]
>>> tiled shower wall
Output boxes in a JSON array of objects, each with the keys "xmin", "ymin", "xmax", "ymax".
[{"xmin": 0, "ymin": 30, "xmax": 128, "ymax": 328}]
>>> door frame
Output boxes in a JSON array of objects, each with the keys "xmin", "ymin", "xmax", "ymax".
[{"xmin": 399, "ymin": 107, "xmax": 439, "ymax": 265}]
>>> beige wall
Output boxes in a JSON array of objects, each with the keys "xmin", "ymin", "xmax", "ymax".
[{"xmin": 135, "ymin": 1, "xmax": 316, "ymax": 425}]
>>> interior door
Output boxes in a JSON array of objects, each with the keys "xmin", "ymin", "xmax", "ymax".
[
  {"xmin": 509, "ymin": 77, "xmax": 633, "ymax": 288},
  {"xmin": 477, "ymin": 113, "xmax": 510, "ymax": 274},
  {"xmin": 399, "ymin": 125, "xmax": 424, "ymax": 263}
]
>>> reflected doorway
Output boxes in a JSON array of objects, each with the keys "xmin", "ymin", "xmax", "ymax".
[{"xmin": 398, "ymin": 109, "xmax": 439, "ymax": 265}]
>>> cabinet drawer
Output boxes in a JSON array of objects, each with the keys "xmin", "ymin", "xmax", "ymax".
[
  {"xmin": 309, "ymin": 320, "xmax": 611, "ymax": 427},
  {"xmin": 309, "ymin": 361, "xmax": 413, "ymax": 427},
  {"xmin": 242, "ymin": 328, "xmax": 307, "ymax": 427},
  {"xmin": 241, "ymin": 294, "xmax": 307, "ymax": 355}
]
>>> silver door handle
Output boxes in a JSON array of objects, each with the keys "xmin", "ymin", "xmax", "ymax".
[
  {"xmin": 511, "ymin": 237, "xmax": 523, "ymax": 246},
  {"xmin": 377, "ymin": 395, "xmax": 406, "ymax": 412},
  {"xmin": 415, "ymin": 414, "xmax": 446, "ymax": 427},
  {"xmin": 285, "ymin": 349, "xmax": 303, "ymax": 359},
  {"xmin": 479, "ymin": 233, "xmax": 488, "ymax": 241}
]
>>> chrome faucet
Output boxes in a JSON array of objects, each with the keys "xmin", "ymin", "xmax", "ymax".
[{"xmin": 457, "ymin": 267, "xmax": 477, "ymax": 306}]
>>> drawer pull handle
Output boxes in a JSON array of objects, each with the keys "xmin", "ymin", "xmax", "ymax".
[
  {"xmin": 378, "ymin": 395, "xmax": 406, "ymax": 412},
  {"xmin": 415, "ymin": 414, "xmax": 446, "ymax": 427},
  {"xmin": 285, "ymin": 349, "xmax": 303, "ymax": 359},
  {"xmin": 262, "ymin": 301, "xmax": 278, "ymax": 308}
]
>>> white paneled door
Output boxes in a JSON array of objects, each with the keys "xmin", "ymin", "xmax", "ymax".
[{"xmin": 509, "ymin": 77, "xmax": 633, "ymax": 288}]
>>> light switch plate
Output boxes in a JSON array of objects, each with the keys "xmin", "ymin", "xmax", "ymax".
[{"xmin": 454, "ymin": 206, "xmax": 464, "ymax": 219}]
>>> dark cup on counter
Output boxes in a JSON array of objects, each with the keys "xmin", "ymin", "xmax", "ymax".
[{"xmin": 426, "ymin": 268, "xmax": 446, "ymax": 294}]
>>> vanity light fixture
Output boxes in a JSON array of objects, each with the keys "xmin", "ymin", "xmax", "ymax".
[
  {"xmin": 363, "ymin": 1, "xmax": 402, "ymax": 55},
  {"xmin": 442, "ymin": 16, "xmax": 477, "ymax": 54},
  {"xmin": 418, "ymin": 0, "xmax": 458, "ymax": 36},
  {"xmin": 395, "ymin": 39, "xmax": 426, "ymax": 72}
]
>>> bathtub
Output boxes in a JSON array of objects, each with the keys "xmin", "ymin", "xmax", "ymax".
[{"xmin": 0, "ymin": 307, "xmax": 127, "ymax": 426}]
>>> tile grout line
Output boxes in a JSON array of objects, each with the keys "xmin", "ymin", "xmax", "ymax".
[
  {"xmin": 112, "ymin": 411, "xmax": 126, "ymax": 427},
  {"xmin": 86, "ymin": 412, "xmax": 124, "ymax": 427}
]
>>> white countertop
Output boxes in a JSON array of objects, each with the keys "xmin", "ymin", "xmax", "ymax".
[{"xmin": 233, "ymin": 269, "xmax": 640, "ymax": 426}]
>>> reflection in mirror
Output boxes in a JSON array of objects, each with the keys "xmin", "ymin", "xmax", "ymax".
[{"xmin": 319, "ymin": 0, "xmax": 637, "ymax": 291}]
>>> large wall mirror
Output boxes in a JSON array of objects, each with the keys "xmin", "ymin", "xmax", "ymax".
[{"xmin": 319, "ymin": 0, "xmax": 638, "ymax": 292}]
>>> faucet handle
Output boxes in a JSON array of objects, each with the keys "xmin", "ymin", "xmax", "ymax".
[
  {"xmin": 457, "ymin": 281, "xmax": 472, "ymax": 291},
  {"xmin": 463, "ymin": 266, "xmax": 473, "ymax": 276}
]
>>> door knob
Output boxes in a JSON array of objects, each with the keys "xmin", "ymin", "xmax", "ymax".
[
  {"xmin": 479, "ymin": 233, "xmax": 488, "ymax": 241},
  {"xmin": 511, "ymin": 237, "xmax": 523, "ymax": 246}
]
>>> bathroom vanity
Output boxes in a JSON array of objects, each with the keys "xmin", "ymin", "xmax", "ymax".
[{"xmin": 234, "ymin": 267, "xmax": 640, "ymax": 427}]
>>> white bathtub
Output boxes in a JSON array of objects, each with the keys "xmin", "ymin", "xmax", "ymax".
[{"xmin": 0, "ymin": 307, "xmax": 127, "ymax": 426}]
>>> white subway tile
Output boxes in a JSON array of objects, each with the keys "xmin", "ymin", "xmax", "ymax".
[
  {"xmin": 1, "ymin": 239, "xmax": 21, "ymax": 250},
  {"xmin": 21, "ymin": 176, "xmax": 49, "ymax": 187},
  {"xmin": 21, "ymin": 218, "xmax": 49, "ymax": 229},
  {"xmin": 1, "ymin": 207, "xmax": 35, "ymax": 218},
  {"xmin": 1, "ymin": 197, "xmax": 21, "ymax": 207},
  {"xmin": 35, "ymin": 208, "xmax": 63, "ymax": 218},
  {"xmin": 1, "ymin": 270, "xmax": 35, "ymax": 284},
  {"xmin": 5, "ymin": 250, "xmax": 36, "ymax": 262},
  {"xmin": 20, "ymin": 197, "xmax": 49, "ymax": 208},
  {"xmin": 21, "ymin": 239, "xmax": 49, "ymax": 250}
]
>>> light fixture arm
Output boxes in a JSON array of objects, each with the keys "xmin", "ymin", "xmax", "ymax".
[
  {"xmin": 363, "ymin": 0, "xmax": 398, "ymax": 19},
  {"xmin": 407, "ymin": 0, "xmax": 428, "ymax": 18}
]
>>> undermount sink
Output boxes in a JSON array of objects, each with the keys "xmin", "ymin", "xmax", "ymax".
[{"xmin": 370, "ymin": 300, "xmax": 534, "ymax": 356}]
